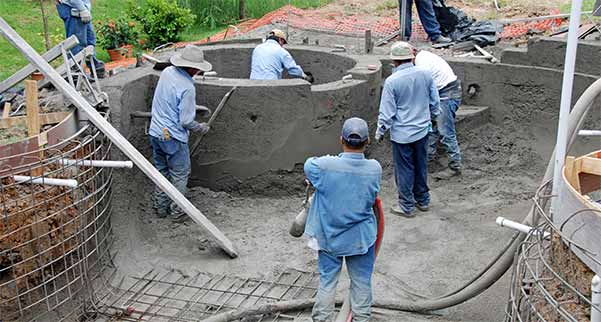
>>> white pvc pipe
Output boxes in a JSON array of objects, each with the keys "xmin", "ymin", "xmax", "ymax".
[
  {"xmin": 496, "ymin": 217, "xmax": 550, "ymax": 238},
  {"xmin": 57, "ymin": 159, "xmax": 134, "ymax": 169},
  {"xmin": 13, "ymin": 175, "xmax": 78, "ymax": 188},
  {"xmin": 578, "ymin": 130, "xmax": 601, "ymax": 136},
  {"xmin": 552, "ymin": 0, "xmax": 583, "ymax": 213},
  {"xmin": 593, "ymin": 275, "xmax": 601, "ymax": 322}
]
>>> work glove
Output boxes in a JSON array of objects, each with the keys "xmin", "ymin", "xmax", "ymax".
[
  {"xmin": 302, "ymin": 72, "xmax": 315, "ymax": 84},
  {"xmin": 374, "ymin": 132, "xmax": 383, "ymax": 144},
  {"xmin": 198, "ymin": 122, "xmax": 210, "ymax": 135},
  {"xmin": 80, "ymin": 10, "xmax": 91, "ymax": 23}
]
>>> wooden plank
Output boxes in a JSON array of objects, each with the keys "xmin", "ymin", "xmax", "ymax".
[
  {"xmin": 0, "ymin": 35, "xmax": 78, "ymax": 94},
  {"xmin": 2, "ymin": 102, "xmax": 10, "ymax": 118},
  {"xmin": 580, "ymin": 156, "xmax": 601, "ymax": 176},
  {"xmin": 25, "ymin": 80, "xmax": 41, "ymax": 137},
  {"xmin": 0, "ymin": 17, "xmax": 238, "ymax": 258},
  {"xmin": 0, "ymin": 111, "xmax": 70, "ymax": 129},
  {"xmin": 565, "ymin": 156, "xmax": 579, "ymax": 191}
]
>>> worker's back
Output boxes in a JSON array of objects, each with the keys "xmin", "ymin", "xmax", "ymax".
[
  {"xmin": 303, "ymin": 153, "xmax": 381, "ymax": 257},
  {"xmin": 250, "ymin": 39, "xmax": 303, "ymax": 80},
  {"xmin": 380, "ymin": 63, "xmax": 439, "ymax": 144}
]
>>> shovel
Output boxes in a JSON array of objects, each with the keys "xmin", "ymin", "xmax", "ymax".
[{"xmin": 190, "ymin": 86, "xmax": 238, "ymax": 155}]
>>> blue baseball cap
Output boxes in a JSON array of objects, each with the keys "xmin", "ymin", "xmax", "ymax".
[{"xmin": 341, "ymin": 117, "xmax": 369, "ymax": 146}]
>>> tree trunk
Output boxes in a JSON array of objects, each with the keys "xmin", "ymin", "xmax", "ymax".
[
  {"xmin": 239, "ymin": 0, "xmax": 245, "ymax": 20},
  {"xmin": 39, "ymin": 0, "xmax": 51, "ymax": 51}
]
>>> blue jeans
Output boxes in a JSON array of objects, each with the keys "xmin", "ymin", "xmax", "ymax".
[
  {"xmin": 428, "ymin": 98, "xmax": 462, "ymax": 169},
  {"xmin": 312, "ymin": 245, "xmax": 376, "ymax": 322},
  {"xmin": 404, "ymin": 0, "xmax": 442, "ymax": 40},
  {"xmin": 56, "ymin": 3, "xmax": 103, "ymax": 69},
  {"xmin": 149, "ymin": 136, "xmax": 190, "ymax": 217},
  {"xmin": 391, "ymin": 135, "xmax": 430, "ymax": 213}
]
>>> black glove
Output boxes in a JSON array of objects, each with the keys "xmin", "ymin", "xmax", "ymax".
[{"xmin": 303, "ymin": 72, "xmax": 315, "ymax": 84}]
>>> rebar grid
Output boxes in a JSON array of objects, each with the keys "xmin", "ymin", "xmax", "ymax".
[
  {"xmin": 0, "ymin": 121, "xmax": 114, "ymax": 322},
  {"xmin": 505, "ymin": 180, "xmax": 601, "ymax": 322},
  {"xmin": 93, "ymin": 268, "xmax": 319, "ymax": 322}
]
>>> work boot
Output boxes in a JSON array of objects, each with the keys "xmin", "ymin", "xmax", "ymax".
[
  {"xmin": 449, "ymin": 160, "xmax": 462, "ymax": 175},
  {"xmin": 416, "ymin": 203, "xmax": 430, "ymax": 212},
  {"xmin": 431, "ymin": 35, "xmax": 452, "ymax": 44},
  {"xmin": 391, "ymin": 205, "xmax": 416, "ymax": 218}
]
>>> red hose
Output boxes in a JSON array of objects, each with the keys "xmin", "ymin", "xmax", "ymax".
[{"xmin": 345, "ymin": 197, "xmax": 385, "ymax": 322}]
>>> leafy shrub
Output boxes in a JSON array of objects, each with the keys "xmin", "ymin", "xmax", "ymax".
[
  {"xmin": 128, "ymin": 0, "xmax": 196, "ymax": 49},
  {"xmin": 95, "ymin": 17, "xmax": 139, "ymax": 50}
]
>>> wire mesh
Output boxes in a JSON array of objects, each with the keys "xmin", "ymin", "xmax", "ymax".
[
  {"xmin": 505, "ymin": 180, "xmax": 601, "ymax": 322},
  {"xmin": 0, "ymin": 120, "xmax": 115, "ymax": 322},
  {"xmin": 92, "ymin": 268, "xmax": 319, "ymax": 322}
]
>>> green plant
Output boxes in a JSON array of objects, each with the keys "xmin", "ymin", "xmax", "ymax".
[
  {"xmin": 95, "ymin": 17, "xmax": 139, "ymax": 50},
  {"xmin": 128, "ymin": 0, "xmax": 196, "ymax": 49}
]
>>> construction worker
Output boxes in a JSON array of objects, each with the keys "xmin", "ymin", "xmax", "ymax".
[
  {"xmin": 149, "ymin": 45, "xmax": 211, "ymax": 220},
  {"xmin": 55, "ymin": 0, "xmax": 105, "ymax": 78},
  {"xmin": 250, "ymin": 29, "xmax": 314, "ymax": 82},
  {"xmin": 402, "ymin": 0, "xmax": 452, "ymax": 44},
  {"xmin": 304, "ymin": 117, "xmax": 382, "ymax": 322},
  {"xmin": 375, "ymin": 42, "xmax": 440, "ymax": 217},
  {"xmin": 413, "ymin": 46, "xmax": 463, "ymax": 173}
]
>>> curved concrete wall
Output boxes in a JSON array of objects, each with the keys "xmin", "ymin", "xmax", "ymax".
[
  {"xmin": 500, "ymin": 37, "xmax": 601, "ymax": 76},
  {"xmin": 104, "ymin": 47, "xmax": 381, "ymax": 194},
  {"xmin": 164, "ymin": 44, "xmax": 357, "ymax": 84}
]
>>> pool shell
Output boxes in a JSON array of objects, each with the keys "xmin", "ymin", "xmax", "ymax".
[{"xmin": 104, "ymin": 44, "xmax": 382, "ymax": 194}]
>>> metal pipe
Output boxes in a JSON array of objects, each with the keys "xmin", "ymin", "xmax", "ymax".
[
  {"xmin": 13, "ymin": 175, "xmax": 78, "ymax": 188},
  {"xmin": 552, "ymin": 0, "xmax": 583, "ymax": 214},
  {"xmin": 57, "ymin": 159, "xmax": 134, "ymax": 169},
  {"xmin": 496, "ymin": 217, "xmax": 549, "ymax": 238},
  {"xmin": 579, "ymin": 130, "xmax": 601, "ymax": 136},
  {"xmin": 593, "ymin": 275, "xmax": 601, "ymax": 322},
  {"xmin": 399, "ymin": 0, "xmax": 407, "ymax": 40}
]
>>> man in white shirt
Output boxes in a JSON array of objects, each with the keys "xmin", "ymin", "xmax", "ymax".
[{"xmin": 414, "ymin": 47, "xmax": 463, "ymax": 174}]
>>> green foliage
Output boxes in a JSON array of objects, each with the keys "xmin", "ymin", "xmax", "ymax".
[
  {"xmin": 179, "ymin": 0, "xmax": 332, "ymax": 28},
  {"xmin": 95, "ymin": 17, "xmax": 139, "ymax": 50},
  {"xmin": 128, "ymin": 0, "xmax": 196, "ymax": 49}
]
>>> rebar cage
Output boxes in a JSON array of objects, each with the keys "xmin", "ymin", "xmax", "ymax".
[
  {"xmin": 505, "ymin": 180, "xmax": 601, "ymax": 322},
  {"xmin": 0, "ymin": 119, "xmax": 114, "ymax": 322}
]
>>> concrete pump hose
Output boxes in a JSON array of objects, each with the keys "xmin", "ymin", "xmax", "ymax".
[
  {"xmin": 199, "ymin": 78, "xmax": 601, "ymax": 322},
  {"xmin": 376, "ymin": 77, "xmax": 601, "ymax": 313}
]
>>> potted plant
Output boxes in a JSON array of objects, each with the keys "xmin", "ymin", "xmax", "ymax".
[{"xmin": 96, "ymin": 17, "xmax": 139, "ymax": 61}]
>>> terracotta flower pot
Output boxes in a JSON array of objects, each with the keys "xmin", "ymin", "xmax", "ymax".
[
  {"xmin": 31, "ymin": 72, "xmax": 44, "ymax": 81},
  {"xmin": 107, "ymin": 45, "xmax": 134, "ymax": 61}
]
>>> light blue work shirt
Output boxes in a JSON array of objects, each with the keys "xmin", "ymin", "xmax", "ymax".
[
  {"xmin": 250, "ymin": 39, "xmax": 304, "ymax": 80},
  {"xmin": 304, "ymin": 153, "xmax": 382, "ymax": 257},
  {"xmin": 376, "ymin": 63, "xmax": 440, "ymax": 144},
  {"xmin": 59, "ymin": 0, "xmax": 91, "ymax": 12},
  {"xmin": 149, "ymin": 66, "xmax": 204, "ymax": 143}
]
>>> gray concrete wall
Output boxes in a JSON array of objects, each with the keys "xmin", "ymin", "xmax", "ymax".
[
  {"xmin": 500, "ymin": 37, "xmax": 601, "ymax": 76},
  {"xmin": 167, "ymin": 44, "xmax": 357, "ymax": 84},
  {"xmin": 105, "ymin": 49, "xmax": 381, "ymax": 195}
]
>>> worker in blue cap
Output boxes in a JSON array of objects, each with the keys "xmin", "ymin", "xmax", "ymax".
[{"xmin": 304, "ymin": 117, "xmax": 382, "ymax": 322}]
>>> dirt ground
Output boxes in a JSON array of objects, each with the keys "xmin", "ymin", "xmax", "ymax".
[
  {"xmin": 304, "ymin": 0, "xmax": 569, "ymax": 21},
  {"xmin": 107, "ymin": 110, "xmax": 550, "ymax": 321}
]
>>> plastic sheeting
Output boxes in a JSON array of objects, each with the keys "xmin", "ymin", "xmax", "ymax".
[{"xmin": 433, "ymin": 0, "xmax": 502, "ymax": 47}]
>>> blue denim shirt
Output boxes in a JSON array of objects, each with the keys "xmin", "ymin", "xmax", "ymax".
[
  {"xmin": 304, "ymin": 153, "xmax": 382, "ymax": 257},
  {"xmin": 376, "ymin": 63, "xmax": 440, "ymax": 144},
  {"xmin": 250, "ymin": 40, "xmax": 304, "ymax": 80},
  {"xmin": 149, "ymin": 66, "xmax": 204, "ymax": 143},
  {"xmin": 59, "ymin": 0, "xmax": 90, "ymax": 12}
]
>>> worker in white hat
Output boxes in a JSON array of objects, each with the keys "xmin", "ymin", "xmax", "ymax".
[
  {"xmin": 149, "ymin": 45, "xmax": 212, "ymax": 221},
  {"xmin": 375, "ymin": 41, "xmax": 440, "ymax": 217},
  {"xmin": 250, "ymin": 29, "xmax": 313, "ymax": 83}
]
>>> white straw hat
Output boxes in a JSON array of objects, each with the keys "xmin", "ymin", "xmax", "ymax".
[{"xmin": 170, "ymin": 45, "xmax": 213, "ymax": 72}]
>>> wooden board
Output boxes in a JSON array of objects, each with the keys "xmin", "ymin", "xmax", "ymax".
[
  {"xmin": 0, "ymin": 111, "xmax": 70, "ymax": 129},
  {"xmin": 25, "ymin": 80, "xmax": 40, "ymax": 137},
  {"xmin": 2, "ymin": 102, "xmax": 10, "ymax": 118}
]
